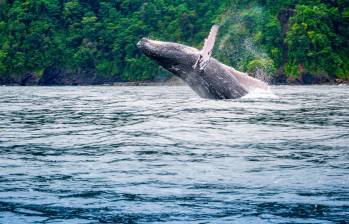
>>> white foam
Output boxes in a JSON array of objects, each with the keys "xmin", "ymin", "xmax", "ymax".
[{"xmin": 242, "ymin": 86, "xmax": 278, "ymax": 99}]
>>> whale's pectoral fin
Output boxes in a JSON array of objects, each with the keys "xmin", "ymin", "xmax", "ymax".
[{"xmin": 193, "ymin": 25, "xmax": 219, "ymax": 71}]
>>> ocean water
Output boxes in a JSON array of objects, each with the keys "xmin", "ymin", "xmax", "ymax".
[{"xmin": 0, "ymin": 85, "xmax": 348, "ymax": 223}]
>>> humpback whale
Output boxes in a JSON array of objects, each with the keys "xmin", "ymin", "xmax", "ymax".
[{"xmin": 137, "ymin": 26, "xmax": 267, "ymax": 99}]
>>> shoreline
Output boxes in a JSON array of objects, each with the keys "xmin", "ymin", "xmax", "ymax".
[
  {"xmin": 1, "ymin": 82, "xmax": 348, "ymax": 87},
  {"xmin": 1, "ymin": 72, "xmax": 348, "ymax": 87}
]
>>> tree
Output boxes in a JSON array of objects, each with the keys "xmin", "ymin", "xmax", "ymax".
[{"xmin": 286, "ymin": 4, "xmax": 348, "ymax": 78}]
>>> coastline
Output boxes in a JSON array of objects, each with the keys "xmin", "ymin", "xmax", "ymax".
[
  {"xmin": 1, "ymin": 81, "xmax": 348, "ymax": 87},
  {"xmin": 0, "ymin": 71, "xmax": 348, "ymax": 86}
]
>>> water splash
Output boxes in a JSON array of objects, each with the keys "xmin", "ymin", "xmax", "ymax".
[
  {"xmin": 242, "ymin": 86, "xmax": 278, "ymax": 99},
  {"xmin": 216, "ymin": 5, "xmax": 275, "ymax": 85},
  {"xmin": 254, "ymin": 68, "xmax": 273, "ymax": 84},
  {"xmin": 242, "ymin": 38, "xmax": 267, "ymax": 59}
]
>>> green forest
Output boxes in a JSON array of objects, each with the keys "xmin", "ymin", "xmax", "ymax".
[{"xmin": 0, "ymin": 0, "xmax": 348, "ymax": 85}]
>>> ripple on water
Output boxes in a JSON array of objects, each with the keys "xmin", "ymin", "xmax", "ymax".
[{"xmin": 0, "ymin": 85, "xmax": 348, "ymax": 223}]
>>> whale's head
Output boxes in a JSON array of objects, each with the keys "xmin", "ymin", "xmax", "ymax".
[{"xmin": 137, "ymin": 38, "xmax": 200, "ymax": 77}]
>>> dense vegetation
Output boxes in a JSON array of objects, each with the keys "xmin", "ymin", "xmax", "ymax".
[
  {"xmin": 216, "ymin": 0, "xmax": 349, "ymax": 82},
  {"xmin": 0, "ymin": 0, "xmax": 348, "ymax": 84}
]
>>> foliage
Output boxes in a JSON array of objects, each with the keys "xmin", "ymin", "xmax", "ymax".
[
  {"xmin": 0, "ymin": 0, "xmax": 348, "ymax": 82},
  {"xmin": 286, "ymin": 3, "xmax": 349, "ymax": 78},
  {"xmin": 216, "ymin": 0, "xmax": 349, "ymax": 80},
  {"xmin": 0, "ymin": 0, "xmax": 223, "ymax": 81}
]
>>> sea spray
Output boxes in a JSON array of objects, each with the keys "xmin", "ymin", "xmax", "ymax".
[
  {"xmin": 215, "ymin": 4, "xmax": 276, "ymax": 84},
  {"xmin": 242, "ymin": 86, "xmax": 278, "ymax": 99}
]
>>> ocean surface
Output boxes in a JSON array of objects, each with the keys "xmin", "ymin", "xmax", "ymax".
[{"xmin": 0, "ymin": 85, "xmax": 348, "ymax": 224}]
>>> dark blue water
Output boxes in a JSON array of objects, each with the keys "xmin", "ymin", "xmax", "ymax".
[{"xmin": 0, "ymin": 86, "xmax": 348, "ymax": 223}]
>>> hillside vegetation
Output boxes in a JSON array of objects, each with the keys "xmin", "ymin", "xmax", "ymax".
[{"xmin": 0, "ymin": 0, "xmax": 348, "ymax": 85}]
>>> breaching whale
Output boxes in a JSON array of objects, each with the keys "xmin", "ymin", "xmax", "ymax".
[{"xmin": 137, "ymin": 25, "xmax": 268, "ymax": 99}]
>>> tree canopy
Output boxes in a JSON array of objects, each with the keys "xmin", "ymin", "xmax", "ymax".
[{"xmin": 0, "ymin": 0, "xmax": 348, "ymax": 83}]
